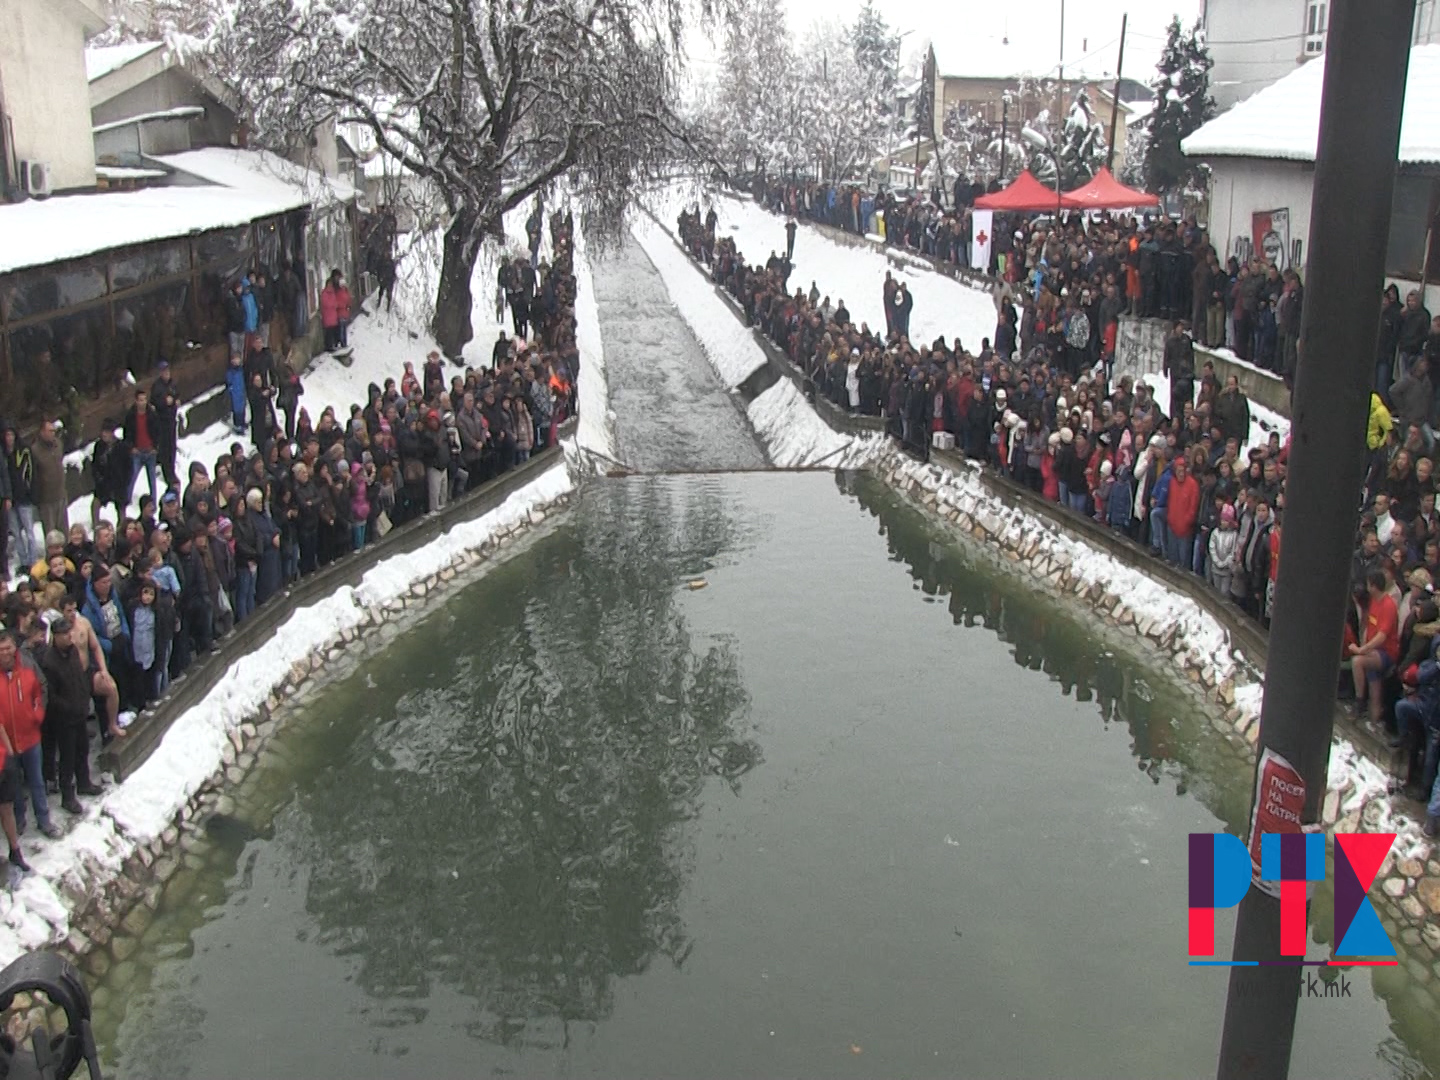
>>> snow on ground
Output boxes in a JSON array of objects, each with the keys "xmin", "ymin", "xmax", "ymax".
[
  {"xmin": 0, "ymin": 461, "xmax": 573, "ymax": 963},
  {"xmin": 747, "ymin": 380, "xmax": 882, "ymax": 469},
  {"xmin": 570, "ymin": 223, "xmax": 617, "ymax": 462},
  {"xmin": 650, "ymin": 186, "xmax": 1295, "ymax": 458},
  {"xmin": 630, "ymin": 216, "xmax": 881, "ymax": 470},
  {"xmin": 648, "ymin": 187, "xmax": 1000, "ymax": 355},
  {"xmin": 59, "ymin": 205, "xmax": 562, "ymax": 534},
  {"xmin": 630, "ymin": 217, "xmax": 766, "ymax": 388}
]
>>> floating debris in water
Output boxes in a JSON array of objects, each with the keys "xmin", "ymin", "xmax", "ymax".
[{"xmin": 688, "ymin": 579, "xmax": 708, "ymax": 590}]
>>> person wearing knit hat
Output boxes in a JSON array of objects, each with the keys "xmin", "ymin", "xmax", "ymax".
[
  {"xmin": 1209, "ymin": 501, "xmax": 1240, "ymax": 599},
  {"xmin": 1060, "ymin": 427, "xmax": 1074, "ymax": 444}
]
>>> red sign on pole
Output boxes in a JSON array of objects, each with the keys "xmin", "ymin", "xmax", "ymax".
[{"xmin": 1247, "ymin": 747, "xmax": 1306, "ymax": 899}]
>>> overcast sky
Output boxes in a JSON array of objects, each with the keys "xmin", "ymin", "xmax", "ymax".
[{"xmin": 688, "ymin": 0, "xmax": 1203, "ymax": 85}]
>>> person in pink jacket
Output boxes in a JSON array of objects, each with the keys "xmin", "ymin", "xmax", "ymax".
[
  {"xmin": 319, "ymin": 270, "xmax": 352, "ymax": 352},
  {"xmin": 349, "ymin": 461, "xmax": 372, "ymax": 550}
]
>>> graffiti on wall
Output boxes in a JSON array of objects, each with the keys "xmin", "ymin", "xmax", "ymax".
[{"xmin": 1114, "ymin": 317, "xmax": 1166, "ymax": 385}]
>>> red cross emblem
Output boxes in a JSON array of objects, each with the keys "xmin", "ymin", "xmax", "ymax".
[{"xmin": 976, "ymin": 230, "xmax": 989, "ymax": 245}]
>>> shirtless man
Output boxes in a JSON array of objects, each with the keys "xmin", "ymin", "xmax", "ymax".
[{"xmin": 58, "ymin": 596, "xmax": 124, "ymax": 742}]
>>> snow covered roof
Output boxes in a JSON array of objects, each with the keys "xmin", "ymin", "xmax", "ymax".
[
  {"xmin": 154, "ymin": 147, "xmax": 357, "ymax": 208},
  {"xmin": 92, "ymin": 105, "xmax": 205, "ymax": 134},
  {"xmin": 0, "ymin": 187, "xmax": 300, "ymax": 276},
  {"xmin": 95, "ymin": 165, "xmax": 167, "ymax": 180},
  {"xmin": 86, "ymin": 41, "xmax": 164, "ymax": 82},
  {"xmin": 0, "ymin": 149, "xmax": 354, "ymax": 276},
  {"xmin": 1183, "ymin": 44, "xmax": 1440, "ymax": 164},
  {"xmin": 337, "ymin": 114, "xmax": 419, "ymax": 181},
  {"xmin": 1125, "ymin": 99, "xmax": 1156, "ymax": 126}
]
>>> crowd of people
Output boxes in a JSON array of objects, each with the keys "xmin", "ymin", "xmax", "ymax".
[
  {"xmin": 755, "ymin": 175, "xmax": 1308, "ymax": 381},
  {"xmin": 0, "ymin": 211, "xmax": 582, "ymax": 873},
  {"xmin": 682, "ymin": 197, "xmax": 1440, "ymax": 835}
]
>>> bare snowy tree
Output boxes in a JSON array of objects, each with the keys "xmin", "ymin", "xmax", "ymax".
[
  {"xmin": 796, "ymin": 21, "xmax": 891, "ymax": 183},
  {"xmin": 204, "ymin": 0, "xmax": 715, "ymax": 355},
  {"xmin": 92, "ymin": 0, "xmax": 213, "ymax": 44},
  {"xmin": 702, "ymin": 0, "xmax": 797, "ymax": 176}
]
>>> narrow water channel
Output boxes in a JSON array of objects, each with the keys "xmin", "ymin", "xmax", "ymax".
[
  {"xmin": 590, "ymin": 236, "xmax": 767, "ymax": 472},
  {"xmin": 90, "ymin": 472, "xmax": 1435, "ymax": 1079}
]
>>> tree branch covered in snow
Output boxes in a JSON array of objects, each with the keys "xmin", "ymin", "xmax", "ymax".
[
  {"xmin": 190, "ymin": 0, "xmax": 720, "ymax": 354},
  {"xmin": 695, "ymin": 0, "xmax": 898, "ymax": 182}
]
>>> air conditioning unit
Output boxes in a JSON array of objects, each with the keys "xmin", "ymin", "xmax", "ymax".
[{"xmin": 19, "ymin": 160, "xmax": 50, "ymax": 198}]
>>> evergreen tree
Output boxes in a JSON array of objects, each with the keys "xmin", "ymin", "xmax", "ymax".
[
  {"xmin": 1144, "ymin": 16, "xmax": 1215, "ymax": 195},
  {"xmin": 850, "ymin": 0, "xmax": 900, "ymax": 114}
]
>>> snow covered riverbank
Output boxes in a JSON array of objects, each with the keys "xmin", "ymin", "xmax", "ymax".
[
  {"xmin": 0, "ymin": 461, "xmax": 575, "ymax": 965},
  {"xmin": 671, "ymin": 187, "xmax": 1293, "ymax": 457},
  {"xmin": 0, "ymin": 206, "xmax": 617, "ymax": 967},
  {"xmin": 640, "ymin": 203, "xmax": 1432, "ymax": 903}
]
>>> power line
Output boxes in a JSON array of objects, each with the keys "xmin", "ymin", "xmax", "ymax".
[{"xmin": 1129, "ymin": 29, "xmax": 1317, "ymax": 46}]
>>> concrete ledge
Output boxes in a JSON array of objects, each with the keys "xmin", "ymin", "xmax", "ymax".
[
  {"xmin": 1114, "ymin": 314, "xmax": 1291, "ymax": 419},
  {"xmin": 1200, "ymin": 345, "xmax": 1291, "ymax": 418},
  {"xmin": 102, "ymin": 419, "xmax": 576, "ymax": 781}
]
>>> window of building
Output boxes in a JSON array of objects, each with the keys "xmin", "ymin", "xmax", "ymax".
[{"xmin": 1305, "ymin": 2, "xmax": 1328, "ymax": 55}]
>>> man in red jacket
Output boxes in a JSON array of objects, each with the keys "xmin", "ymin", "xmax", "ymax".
[
  {"xmin": 1165, "ymin": 455, "xmax": 1201, "ymax": 569},
  {"xmin": 0, "ymin": 634, "xmax": 37, "ymax": 870},
  {"xmin": 0, "ymin": 632, "xmax": 59, "ymax": 842}
]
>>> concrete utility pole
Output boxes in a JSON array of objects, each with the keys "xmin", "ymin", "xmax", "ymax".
[
  {"xmin": 1214, "ymin": 2, "xmax": 1416, "ymax": 1078},
  {"xmin": 1106, "ymin": 14, "xmax": 1128, "ymax": 172},
  {"xmin": 1057, "ymin": 0, "xmax": 1067, "ymax": 128},
  {"xmin": 1000, "ymin": 96, "xmax": 1010, "ymax": 180}
]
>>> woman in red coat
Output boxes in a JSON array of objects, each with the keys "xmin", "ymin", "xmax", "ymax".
[
  {"xmin": 1041, "ymin": 432, "xmax": 1061, "ymax": 502},
  {"xmin": 319, "ymin": 270, "xmax": 353, "ymax": 352}
]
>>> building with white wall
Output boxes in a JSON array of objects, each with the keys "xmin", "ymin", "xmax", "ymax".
[
  {"xmin": 0, "ymin": 0, "xmax": 108, "ymax": 193},
  {"xmin": 1184, "ymin": 44, "xmax": 1440, "ymax": 307},
  {"xmin": 1205, "ymin": 0, "xmax": 1440, "ymax": 111}
]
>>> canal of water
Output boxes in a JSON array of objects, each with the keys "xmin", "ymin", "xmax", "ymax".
[
  {"xmin": 84, "ymin": 238, "xmax": 1440, "ymax": 1078},
  {"xmin": 89, "ymin": 471, "xmax": 1439, "ymax": 1078}
]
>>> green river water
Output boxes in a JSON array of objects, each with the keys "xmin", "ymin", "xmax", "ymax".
[{"xmin": 88, "ymin": 472, "xmax": 1440, "ymax": 1078}]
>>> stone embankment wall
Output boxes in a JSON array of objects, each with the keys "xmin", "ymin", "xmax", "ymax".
[
  {"xmin": 663, "ymin": 209, "xmax": 1440, "ymax": 1010},
  {"xmin": 4, "ymin": 462, "xmax": 578, "ymax": 1036},
  {"xmin": 873, "ymin": 426, "xmax": 1440, "ymax": 1007}
]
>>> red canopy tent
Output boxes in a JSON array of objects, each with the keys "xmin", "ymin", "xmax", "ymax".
[
  {"xmin": 973, "ymin": 170, "xmax": 1077, "ymax": 212},
  {"xmin": 1062, "ymin": 167, "xmax": 1161, "ymax": 210}
]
